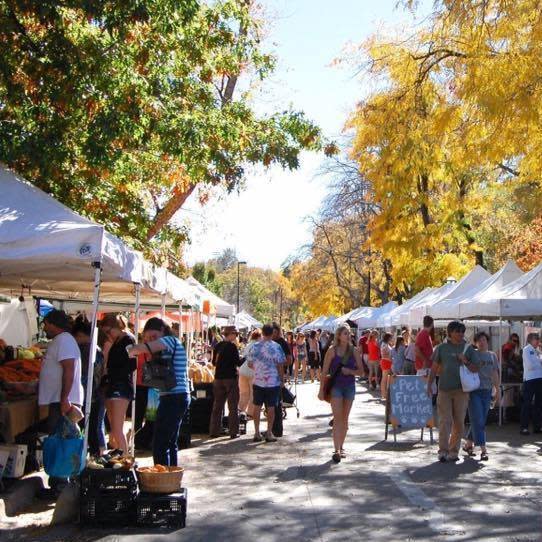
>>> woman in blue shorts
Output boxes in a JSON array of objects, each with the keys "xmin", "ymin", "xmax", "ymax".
[{"xmin": 319, "ymin": 324, "xmax": 365, "ymax": 463}]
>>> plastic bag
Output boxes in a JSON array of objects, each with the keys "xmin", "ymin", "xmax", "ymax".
[{"xmin": 43, "ymin": 416, "xmax": 84, "ymax": 478}]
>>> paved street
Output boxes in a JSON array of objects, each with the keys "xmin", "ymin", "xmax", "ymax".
[{"xmin": 4, "ymin": 381, "xmax": 542, "ymax": 541}]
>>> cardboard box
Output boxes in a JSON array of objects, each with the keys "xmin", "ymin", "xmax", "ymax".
[{"xmin": 0, "ymin": 444, "xmax": 28, "ymax": 478}]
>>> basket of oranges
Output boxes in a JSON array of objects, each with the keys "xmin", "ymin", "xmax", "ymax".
[{"xmin": 136, "ymin": 465, "xmax": 184, "ymax": 493}]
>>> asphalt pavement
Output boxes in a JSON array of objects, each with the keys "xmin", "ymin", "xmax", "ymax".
[{"xmin": 2, "ymin": 380, "xmax": 542, "ymax": 541}]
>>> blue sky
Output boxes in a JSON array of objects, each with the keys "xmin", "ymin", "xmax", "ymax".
[{"xmin": 183, "ymin": 0, "xmax": 430, "ymax": 269}]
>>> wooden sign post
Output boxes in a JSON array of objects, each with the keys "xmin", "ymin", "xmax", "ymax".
[{"xmin": 385, "ymin": 375, "xmax": 435, "ymax": 443}]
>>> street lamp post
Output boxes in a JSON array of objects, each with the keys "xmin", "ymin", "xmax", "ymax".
[{"xmin": 237, "ymin": 260, "xmax": 247, "ymax": 314}]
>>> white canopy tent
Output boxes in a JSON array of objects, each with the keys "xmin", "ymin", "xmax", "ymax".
[
  {"xmin": 431, "ymin": 261, "xmax": 523, "ymax": 321},
  {"xmin": 0, "ymin": 165, "xmax": 191, "ymax": 457},
  {"xmin": 185, "ymin": 277, "xmax": 235, "ymax": 318},
  {"xmin": 300, "ymin": 315, "xmax": 328, "ymax": 331},
  {"xmin": 407, "ymin": 266, "xmax": 491, "ymax": 328},
  {"xmin": 320, "ymin": 315, "xmax": 339, "ymax": 332},
  {"xmin": 376, "ymin": 288, "xmax": 436, "ymax": 328},
  {"xmin": 352, "ymin": 301, "xmax": 398, "ymax": 329},
  {"xmin": 234, "ymin": 310, "xmax": 263, "ymax": 330},
  {"xmin": 334, "ymin": 307, "xmax": 370, "ymax": 329},
  {"xmin": 459, "ymin": 260, "xmax": 542, "ymax": 320}
]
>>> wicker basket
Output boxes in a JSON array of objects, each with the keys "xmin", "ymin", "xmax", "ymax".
[{"xmin": 136, "ymin": 467, "xmax": 184, "ymax": 494}]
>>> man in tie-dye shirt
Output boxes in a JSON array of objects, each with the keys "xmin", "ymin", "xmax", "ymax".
[{"xmin": 248, "ymin": 324, "xmax": 285, "ymax": 442}]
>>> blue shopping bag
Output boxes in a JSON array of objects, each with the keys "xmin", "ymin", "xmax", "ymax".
[{"xmin": 43, "ymin": 416, "xmax": 85, "ymax": 478}]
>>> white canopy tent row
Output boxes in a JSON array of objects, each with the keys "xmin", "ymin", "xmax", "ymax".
[
  {"xmin": 299, "ymin": 315, "xmax": 328, "ymax": 332},
  {"xmin": 456, "ymin": 260, "xmax": 542, "ymax": 321},
  {"xmin": 185, "ymin": 276, "xmax": 235, "ymax": 319},
  {"xmin": 375, "ymin": 288, "xmax": 436, "ymax": 329},
  {"xmin": 351, "ymin": 301, "xmax": 398, "ymax": 330},
  {"xmin": 431, "ymin": 260, "xmax": 524, "ymax": 321},
  {"xmin": 333, "ymin": 307, "xmax": 370, "ymax": 329},
  {"xmin": 407, "ymin": 265, "xmax": 492, "ymax": 328},
  {"xmin": 0, "ymin": 165, "xmax": 194, "ymax": 457},
  {"xmin": 234, "ymin": 310, "xmax": 263, "ymax": 330}
]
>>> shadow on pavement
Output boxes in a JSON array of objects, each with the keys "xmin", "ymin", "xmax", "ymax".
[
  {"xmin": 275, "ymin": 461, "xmax": 333, "ymax": 482},
  {"xmin": 409, "ymin": 457, "xmax": 485, "ymax": 483}
]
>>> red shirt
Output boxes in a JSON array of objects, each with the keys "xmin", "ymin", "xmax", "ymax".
[
  {"xmin": 415, "ymin": 329, "xmax": 433, "ymax": 371},
  {"xmin": 367, "ymin": 339, "xmax": 380, "ymax": 362},
  {"xmin": 358, "ymin": 336, "xmax": 369, "ymax": 355}
]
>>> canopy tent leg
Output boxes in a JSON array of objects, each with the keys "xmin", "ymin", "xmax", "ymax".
[
  {"xmin": 160, "ymin": 293, "xmax": 166, "ymax": 319},
  {"xmin": 498, "ymin": 301, "xmax": 504, "ymax": 426},
  {"xmin": 178, "ymin": 302, "xmax": 183, "ymax": 340},
  {"xmin": 130, "ymin": 283, "xmax": 141, "ymax": 455},
  {"xmin": 83, "ymin": 263, "xmax": 102, "ymax": 459}
]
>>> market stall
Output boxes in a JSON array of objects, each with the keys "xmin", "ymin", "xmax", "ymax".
[
  {"xmin": 407, "ymin": 265, "xmax": 491, "ymax": 328},
  {"xmin": 0, "ymin": 165, "xmax": 191, "ymax": 460}
]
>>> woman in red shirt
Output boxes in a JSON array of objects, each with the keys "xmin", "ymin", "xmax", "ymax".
[
  {"xmin": 367, "ymin": 331, "xmax": 381, "ymax": 391},
  {"xmin": 380, "ymin": 333, "xmax": 394, "ymax": 400}
]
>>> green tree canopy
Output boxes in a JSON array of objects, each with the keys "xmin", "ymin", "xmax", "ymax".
[{"xmin": 0, "ymin": 0, "xmax": 328, "ymax": 268}]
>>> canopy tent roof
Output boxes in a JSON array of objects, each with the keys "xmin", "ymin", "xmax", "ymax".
[
  {"xmin": 234, "ymin": 310, "xmax": 263, "ymax": 330},
  {"xmin": 0, "ymin": 165, "xmax": 190, "ymax": 306},
  {"xmin": 431, "ymin": 260, "xmax": 523, "ymax": 321},
  {"xmin": 300, "ymin": 315, "xmax": 328, "ymax": 331},
  {"xmin": 334, "ymin": 307, "xmax": 370, "ymax": 329},
  {"xmin": 320, "ymin": 315, "xmax": 339, "ymax": 332},
  {"xmin": 351, "ymin": 301, "xmax": 398, "ymax": 329},
  {"xmin": 458, "ymin": 260, "xmax": 542, "ymax": 320},
  {"xmin": 407, "ymin": 265, "xmax": 491, "ymax": 328},
  {"xmin": 185, "ymin": 277, "xmax": 235, "ymax": 318},
  {"xmin": 376, "ymin": 288, "xmax": 436, "ymax": 328}
]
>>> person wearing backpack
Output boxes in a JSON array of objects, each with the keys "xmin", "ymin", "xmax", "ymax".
[
  {"xmin": 427, "ymin": 321, "xmax": 480, "ymax": 463},
  {"xmin": 127, "ymin": 317, "xmax": 190, "ymax": 466},
  {"xmin": 318, "ymin": 324, "xmax": 365, "ymax": 463}
]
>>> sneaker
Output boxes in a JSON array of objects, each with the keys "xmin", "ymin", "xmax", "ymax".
[
  {"xmin": 520, "ymin": 428, "xmax": 530, "ymax": 436},
  {"xmin": 253, "ymin": 434, "xmax": 263, "ymax": 442},
  {"xmin": 438, "ymin": 453, "xmax": 447, "ymax": 463}
]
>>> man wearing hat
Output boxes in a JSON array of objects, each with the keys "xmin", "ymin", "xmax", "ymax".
[
  {"xmin": 39, "ymin": 310, "xmax": 84, "ymax": 495},
  {"xmin": 209, "ymin": 325, "xmax": 242, "ymax": 439}
]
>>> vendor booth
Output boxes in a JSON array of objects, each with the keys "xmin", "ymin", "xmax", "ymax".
[{"xmin": 0, "ymin": 165, "xmax": 193, "ymax": 459}]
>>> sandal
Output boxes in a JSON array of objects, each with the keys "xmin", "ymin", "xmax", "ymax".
[
  {"xmin": 332, "ymin": 451, "xmax": 341, "ymax": 463},
  {"xmin": 340, "ymin": 448, "xmax": 346, "ymax": 459},
  {"xmin": 480, "ymin": 451, "xmax": 489, "ymax": 461},
  {"xmin": 462, "ymin": 444, "xmax": 475, "ymax": 457}
]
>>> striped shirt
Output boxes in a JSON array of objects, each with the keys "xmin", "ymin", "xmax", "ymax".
[{"xmin": 158, "ymin": 336, "xmax": 189, "ymax": 395}]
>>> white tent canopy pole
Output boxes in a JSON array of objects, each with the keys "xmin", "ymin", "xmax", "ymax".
[
  {"xmin": 130, "ymin": 283, "xmax": 141, "ymax": 456},
  {"xmin": 82, "ymin": 263, "xmax": 102, "ymax": 459}
]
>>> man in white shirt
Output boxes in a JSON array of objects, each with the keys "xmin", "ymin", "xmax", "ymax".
[
  {"xmin": 39, "ymin": 310, "xmax": 83, "ymax": 494},
  {"xmin": 520, "ymin": 333, "xmax": 542, "ymax": 435}
]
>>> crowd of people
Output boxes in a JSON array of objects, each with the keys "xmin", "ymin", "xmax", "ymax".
[{"xmin": 37, "ymin": 306, "xmax": 542, "ymax": 496}]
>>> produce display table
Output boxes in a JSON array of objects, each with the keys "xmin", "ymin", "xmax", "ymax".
[{"xmin": 0, "ymin": 397, "xmax": 39, "ymax": 443}]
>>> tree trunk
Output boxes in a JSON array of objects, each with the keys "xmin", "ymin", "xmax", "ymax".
[{"xmin": 146, "ymin": 183, "xmax": 196, "ymax": 241}]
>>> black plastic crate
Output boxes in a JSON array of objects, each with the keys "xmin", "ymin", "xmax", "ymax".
[
  {"xmin": 190, "ymin": 398, "xmax": 213, "ymax": 434},
  {"xmin": 178, "ymin": 408, "xmax": 191, "ymax": 449},
  {"xmin": 136, "ymin": 488, "xmax": 187, "ymax": 529},
  {"xmin": 80, "ymin": 489, "xmax": 137, "ymax": 526},
  {"xmin": 192, "ymin": 383, "xmax": 214, "ymax": 400},
  {"xmin": 80, "ymin": 467, "xmax": 138, "ymax": 495}
]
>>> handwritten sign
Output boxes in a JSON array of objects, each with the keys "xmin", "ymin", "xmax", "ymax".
[{"xmin": 389, "ymin": 375, "xmax": 434, "ymax": 429}]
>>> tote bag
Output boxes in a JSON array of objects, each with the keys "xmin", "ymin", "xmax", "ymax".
[
  {"xmin": 459, "ymin": 343, "xmax": 480, "ymax": 393},
  {"xmin": 43, "ymin": 417, "xmax": 84, "ymax": 478}
]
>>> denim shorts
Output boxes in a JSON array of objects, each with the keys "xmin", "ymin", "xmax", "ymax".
[
  {"xmin": 331, "ymin": 382, "xmax": 356, "ymax": 401},
  {"xmin": 105, "ymin": 381, "xmax": 134, "ymax": 401},
  {"xmin": 253, "ymin": 385, "xmax": 281, "ymax": 408}
]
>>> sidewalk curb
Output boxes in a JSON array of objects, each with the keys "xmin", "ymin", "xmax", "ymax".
[{"xmin": 0, "ymin": 475, "xmax": 44, "ymax": 520}]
